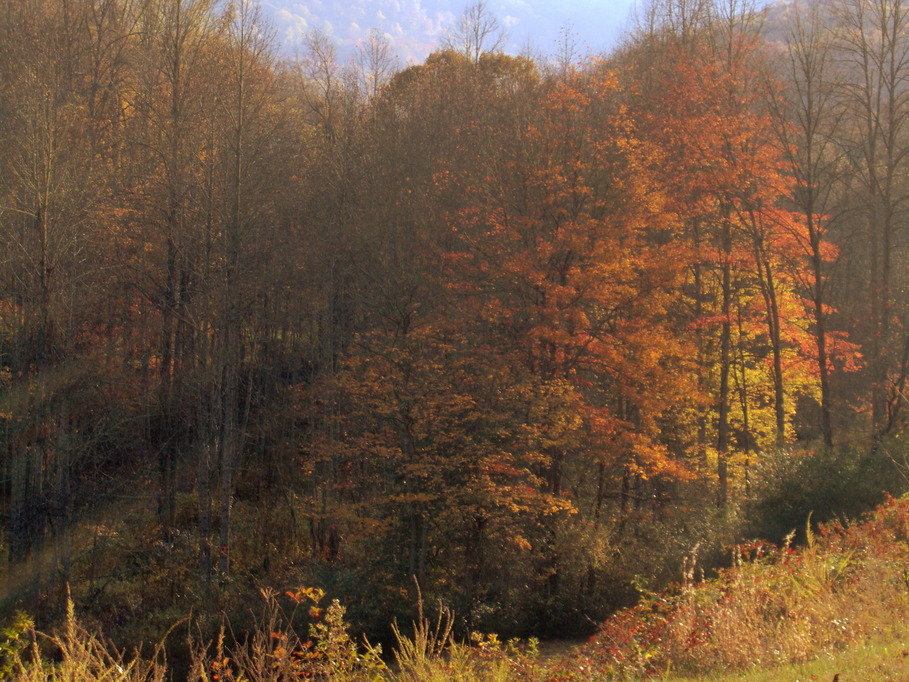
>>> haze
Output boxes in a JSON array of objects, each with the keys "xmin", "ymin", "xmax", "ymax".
[{"xmin": 263, "ymin": 0, "xmax": 638, "ymax": 61}]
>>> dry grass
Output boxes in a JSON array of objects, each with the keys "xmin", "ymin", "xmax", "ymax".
[
  {"xmin": 672, "ymin": 625, "xmax": 909, "ymax": 681},
  {"xmin": 577, "ymin": 495, "xmax": 909, "ymax": 679},
  {"xmin": 8, "ymin": 495, "xmax": 909, "ymax": 681},
  {"xmin": 6, "ymin": 597, "xmax": 169, "ymax": 681}
]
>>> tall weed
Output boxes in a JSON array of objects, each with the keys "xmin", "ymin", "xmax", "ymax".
[
  {"xmin": 8, "ymin": 596, "xmax": 169, "ymax": 681},
  {"xmin": 578, "ymin": 494, "xmax": 909, "ymax": 678}
]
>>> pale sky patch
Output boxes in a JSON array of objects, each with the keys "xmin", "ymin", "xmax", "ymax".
[{"xmin": 263, "ymin": 0, "xmax": 637, "ymax": 62}]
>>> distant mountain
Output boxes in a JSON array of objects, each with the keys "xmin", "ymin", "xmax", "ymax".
[
  {"xmin": 761, "ymin": 0, "xmax": 798, "ymax": 45},
  {"xmin": 760, "ymin": 0, "xmax": 845, "ymax": 48}
]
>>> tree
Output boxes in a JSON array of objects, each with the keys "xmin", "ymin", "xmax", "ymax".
[
  {"xmin": 0, "ymin": 0, "xmax": 100, "ymax": 569},
  {"xmin": 209, "ymin": 0, "xmax": 279, "ymax": 579},
  {"xmin": 442, "ymin": 0, "xmax": 508, "ymax": 64},
  {"xmin": 131, "ymin": 0, "xmax": 217, "ymax": 533},
  {"xmin": 632, "ymin": 0, "xmax": 825, "ymax": 500},
  {"xmin": 355, "ymin": 29, "xmax": 398, "ymax": 100},
  {"xmin": 832, "ymin": 0, "xmax": 909, "ymax": 439},
  {"xmin": 427, "ymin": 64, "xmax": 700, "ymax": 608},
  {"xmin": 770, "ymin": 0, "xmax": 849, "ymax": 448}
]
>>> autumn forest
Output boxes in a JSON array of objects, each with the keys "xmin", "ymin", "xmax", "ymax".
[{"xmin": 2, "ymin": 0, "xmax": 909, "ymax": 662}]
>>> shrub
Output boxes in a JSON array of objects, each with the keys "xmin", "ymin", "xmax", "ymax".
[
  {"xmin": 743, "ymin": 444, "xmax": 904, "ymax": 544},
  {"xmin": 189, "ymin": 587, "xmax": 387, "ymax": 681}
]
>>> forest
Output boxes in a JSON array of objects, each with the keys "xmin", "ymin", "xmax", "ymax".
[{"xmin": 2, "ymin": 0, "xmax": 909, "ymax": 674}]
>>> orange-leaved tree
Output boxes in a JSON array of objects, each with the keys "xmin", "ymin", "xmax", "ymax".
[
  {"xmin": 636, "ymin": 22, "xmax": 829, "ymax": 501},
  {"xmin": 431, "ymin": 62, "xmax": 702, "ymax": 616}
]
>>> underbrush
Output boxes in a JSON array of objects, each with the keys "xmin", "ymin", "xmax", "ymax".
[
  {"xmin": 577, "ymin": 493, "xmax": 909, "ymax": 678},
  {"xmin": 7, "ymin": 494, "xmax": 909, "ymax": 680},
  {"xmin": 742, "ymin": 442, "xmax": 905, "ymax": 543},
  {"xmin": 1, "ymin": 584, "xmax": 552, "ymax": 681}
]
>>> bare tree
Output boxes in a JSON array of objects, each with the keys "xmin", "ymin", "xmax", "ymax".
[
  {"xmin": 212, "ymin": 0, "xmax": 277, "ymax": 579},
  {"xmin": 769, "ymin": 0, "xmax": 847, "ymax": 448},
  {"xmin": 442, "ymin": 0, "xmax": 507, "ymax": 64},
  {"xmin": 833, "ymin": 0, "xmax": 909, "ymax": 439},
  {"xmin": 629, "ymin": 0, "xmax": 715, "ymax": 47},
  {"xmin": 356, "ymin": 28, "xmax": 398, "ymax": 99},
  {"xmin": 133, "ymin": 0, "xmax": 216, "ymax": 534}
]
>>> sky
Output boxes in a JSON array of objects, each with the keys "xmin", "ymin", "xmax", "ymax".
[{"xmin": 261, "ymin": 0, "xmax": 640, "ymax": 65}]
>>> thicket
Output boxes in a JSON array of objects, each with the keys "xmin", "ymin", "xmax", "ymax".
[{"xmin": 5, "ymin": 493, "xmax": 909, "ymax": 680}]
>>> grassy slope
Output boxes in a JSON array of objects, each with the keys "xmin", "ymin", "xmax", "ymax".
[
  {"xmin": 675, "ymin": 629, "xmax": 909, "ymax": 681},
  {"xmin": 576, "ymin": 494, "xmax": 909, "ymax": 681}
]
